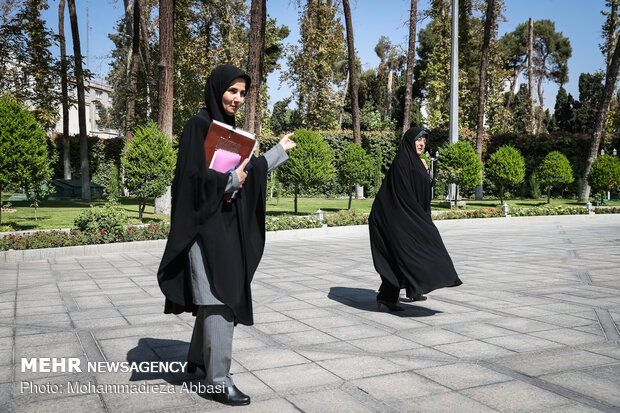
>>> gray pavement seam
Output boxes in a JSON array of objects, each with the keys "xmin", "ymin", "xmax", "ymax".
[{"xmin": 594, "ymin": 308, "xmax": 620, "ymax": 342}]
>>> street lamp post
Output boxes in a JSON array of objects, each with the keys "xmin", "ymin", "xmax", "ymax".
[
  {"xmin": 447, "ymin": 0, "xmax": 459, "ymax": 203},
  {"xmin": 427, "ymin": 151, "xmax": 439, "ymax": 199}
]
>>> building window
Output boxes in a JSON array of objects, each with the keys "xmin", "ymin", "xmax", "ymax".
[{"xmin": 96, "ymin": 90, "xmax": 102, "ymax": 97}]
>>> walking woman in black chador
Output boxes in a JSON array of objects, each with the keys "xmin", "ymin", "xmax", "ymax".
[
  {"xmin": 369, "ymin": 127, "xmax": 462, "ymax": 311},
  {"xmin": 157, "ymin": 65, "xmax": 295, "ymax": 405}
]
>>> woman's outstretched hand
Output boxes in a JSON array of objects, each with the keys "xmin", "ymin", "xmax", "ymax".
[
  {"xmin": 279, "ymin": 133, "xmax": 296, "ymax": 151},
  {"xmin": 235, "ymin": 158, "xmax": 250, "ymax": 187}
]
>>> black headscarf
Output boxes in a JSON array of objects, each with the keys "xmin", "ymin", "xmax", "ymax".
[
  {"xmin": 203, "ymin": 64, "xmax": 251, "ymax": 126},
  {"xmin": 157, "ymin": 65, "xmax": 267, "ymax": 325},
  {"xmin": 368, "ymin": 127, "xmax": 462, "ymax": 294}
]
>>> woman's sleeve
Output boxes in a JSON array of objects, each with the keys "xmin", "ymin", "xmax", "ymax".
[
  {"xmin": 224, "ymin": 171, "xmax": 240, "ymax": 194},
  {"xmin": 263, "ymin": 144, "xmax": 289, "ymax": 173}
]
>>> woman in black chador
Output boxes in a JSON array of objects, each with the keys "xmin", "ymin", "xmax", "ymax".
[
  {"xmin": 157, "ymin": 65, "xmax": 295, "ymax": 405},
  {"xmin": 369, "ymin": 127, "xmax": 462, "ymax": 311}
]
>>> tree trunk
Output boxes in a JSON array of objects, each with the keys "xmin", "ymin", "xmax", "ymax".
[
  {"xmin": 58, "ymin": 0, "xmax": 71, "ymax": 179},
  {"xmin": 536, "ymin": 60, "xmax": 546, "ymax": 132},
  {"xmin": 67, "ymin": 0, "xmax": 90, "ymax": 201},
  {"xmin": 342, "ymin": 0, "xmax": 360, "ymax": 145},
  {"xmin": 348, "ymin": 182, "xmax": 353, "ymax": 210},
  {"xmin": 137, "ymin": 0, "xmax": 152, "ymax": 120},
  {"xmin": 294, "ymin": 183, "xmax": 299, "ymax": 214},
  {"xmin": 579, "ymin": 34, "xmax": 620, "ymax": 202},
  {"xmin": 402, "ymin": 0, "xmax": 418, "ymax": 135},
  {"xmin": 244, "ymin": 0, "xmax": 266, "ymax": 135},
  {"xmin": 125, "ymin": 0, "xmax": 140, "ymax": 141},
  {"xmin": 475, "ymin": 0, "xmax": 494, "ymax": 200},
  {"xmin": 154, "ymin": 0, "xmax": 174, "ymax": 215},
  {"xmin": 607, "ymin": 0, "xmax": 618, "ymax": 70},
  {"xmin": 528, "ymin": 17, "xmax": 535, "ymax": 134},
  {"xmin": 499, "ymin": 184, "xmax": 504, "ymax": 204},
  {"xmin": 547, "ymin": 187, "xmax": 550, "ymax": 204},
  {"xmin": 338, "ymin": 70, "xmax": 349, "ymax": 129},
  {"xmin": 343, "ymin": 0, "xmax": 363, "ymax": 199},
  {"xmin": 385, "ymin": 69, "xmax": 393, "ymax": 121},
  {"xmin": 502, "ymin": 60, "xmax": 527, "ymax": 130}
]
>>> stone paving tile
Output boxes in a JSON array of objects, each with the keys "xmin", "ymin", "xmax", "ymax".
[
  {"xmin": 252, "ymin": 363, "xmax": 341, "ymax": 392},
  {"xmin": 415, "ymin": 362, "xmax": 513, "ymax": 390},
  {"xmin": 234, "ymin": 348, "xmax": 310, "ymax": 371},
  {"xmin": 482, "ymin": 333, "xmax": 564, "ymax": 353},
  {"xmin": 434, "ymin": 340, "xmax": 516, "ymax": 359},
  {"xmin": 494, "ymin": 349, "xmax": 618, "ymax": 377},
  {"xmin": 535, "ymin": 403, "xmax": 613, "ymax": 413},
  {"xmin": 209, "ymin": 398, "xmax": 300, "ymax": 413},
  {"xmin": 541, "ymin": 368, "xmax": 620, "ymax": 407},
  {"xmin": 317, "ymin": 355, "xmax": 405, "ymax": 380},
  {"xmin": 287, "ymin": 388, "xmax": 376, "ymax": 413},
  {"xmin": 460, "ymin": 380, "xmax": 571, "ymax": 412},
  {"xmin": 351, "ymin": 371, "xmax": 449, "ymax": 400},
  {"xmin": 394, "ymin": 391, "xmax": 500, "ymax": 413},
  {"xmin": 11, "ymin": 394, "xmax": 106, "ymax": 413}
]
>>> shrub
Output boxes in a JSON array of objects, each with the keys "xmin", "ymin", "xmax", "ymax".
[
  {"xmin": 337, "ymin": 144, "xmax": 374, "ymax": 209},
  {"xmin": 277, "ymin": 129, "xmax": 336, "ymax": 213},
  {"xmin": 537, "ymin": 151, "xmax": 574, "ymax": 203},
  {"xmin": 325, "ymin": 210, "xmax": 369, "ymax": 227},
  {"xmin": 73, "ymin": 201, "xmax": 129, "ymax": 243},
  {"xmin": 433, "ymin": 208, "xmax": 504, "ymax": 220},
  {"xmin": 436, "ymin": 141, "xmax": 483, "ymax": 201},
  {"xmin": 510, "ymin": 205, "xmax": 588, "ymax": 216},
  {"xmin": 594, "ymin": 207, "xmax": 620, "ymax": 214},
  {"xmin": 0, "ymin": 96, "xmax": 53, "ymax": 225},
  {"xmin": 587, "ymin": 154, "xmax": 620, "ymax": 204},
  {"xmin": 486, "ymin": 145, "xmax": 525, "ymax": 204},
  {"xmin": 122, "ymin": 122, "xmax": 176, "ymax": 221},
  {"xmin": 265, "ymin": 216, "xmax": 323, "ymax": 231}
]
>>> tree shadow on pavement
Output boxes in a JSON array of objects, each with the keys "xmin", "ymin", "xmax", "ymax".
[{"xmin": 328, "ymin": 287, "xmax": 442, "ymax": 317}]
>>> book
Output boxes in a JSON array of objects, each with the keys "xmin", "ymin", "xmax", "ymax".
[{"xmin": 204, "ymin": 119, "xmax": 257, "ymax": 200}]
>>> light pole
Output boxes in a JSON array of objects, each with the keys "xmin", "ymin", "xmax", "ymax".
[
  {"xmin": 447, "ymin": 0, "xmax": 459, "ymax": 203},
  {"xmin": 427, "ymin": 150, "xmax": 439, "ymax": 200}
]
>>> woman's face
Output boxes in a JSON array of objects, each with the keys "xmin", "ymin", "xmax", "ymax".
[
  {"xmin": 221, "ymin": 77, "xmax": 247, "ymax": 116},
  {"xmin": 415, "ymin": 137, "xmax": 426, "ymax": 155}
]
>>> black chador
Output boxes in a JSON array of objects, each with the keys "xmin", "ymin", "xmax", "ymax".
[
  {"xmin": 157, "ymin": 65, "xmax": 267, "ymax": 326},
  {"xmin": 369, "ymin": 127, "xmax": 462, "ymax": 303}
]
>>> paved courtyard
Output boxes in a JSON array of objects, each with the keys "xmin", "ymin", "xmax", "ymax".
[{"xmin": 1, "ymin": 214, "xmax": 620, "ymax": 412}]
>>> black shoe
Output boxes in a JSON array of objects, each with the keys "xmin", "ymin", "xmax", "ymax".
[
  {"xmin": 186, "ymin": 361, "xmax": 205, "ymax": 374},
  {"xmin": 213, "ymin": 385, "xmax": 251, "ymax": 406},
  {"xmin": 376, "ymin": 298, "xmax": 404, "ymax": 311}
]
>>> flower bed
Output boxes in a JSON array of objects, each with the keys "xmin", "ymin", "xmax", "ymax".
[
  {"xmin": 2, "ymin": 205, "xmax": 620, "ymax": 252},
  {"xmin": 0, "ymin": 224, "xmax": 169, "ymax": 251}
]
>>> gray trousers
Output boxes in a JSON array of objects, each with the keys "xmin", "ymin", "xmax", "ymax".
[
  {"xmin": 187, "ymin": 241, "xmax": 235, "ymax": 387},
  {"xmin": 187, "ymin": 305, "xmax": 234, "ymax": 386}
]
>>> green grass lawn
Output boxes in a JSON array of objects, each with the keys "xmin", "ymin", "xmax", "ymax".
[
  {"xmin": 2, "ymin": 193, "xmax": 618, "ymax": 232},
  {"xmin": 0, "ymin": 197, "xmax": 168, "ymax": 231}
]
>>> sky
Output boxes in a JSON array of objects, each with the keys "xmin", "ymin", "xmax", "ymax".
[{"xmin": 41, "ymin": 0, "xmax": 607, "ymax": 112}]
